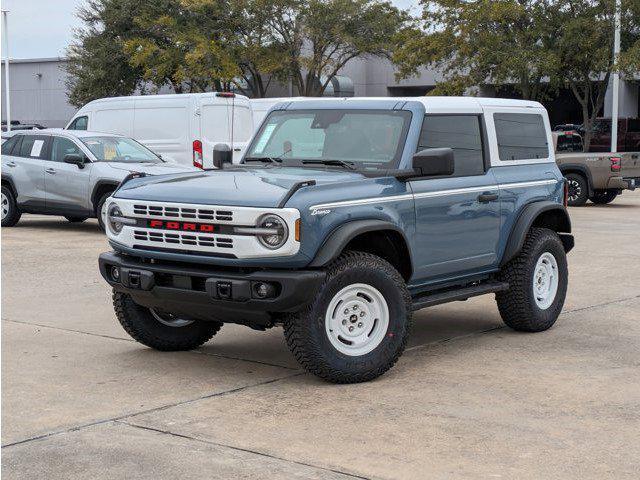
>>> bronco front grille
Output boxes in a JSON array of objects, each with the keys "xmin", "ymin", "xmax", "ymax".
[
  {"xmin": 133, "ymin": 230, "xmax": 234, "ymax": 249},
  {"xmin": 132, "ymin": 204, "xmax": 234, "ymax": 222}
]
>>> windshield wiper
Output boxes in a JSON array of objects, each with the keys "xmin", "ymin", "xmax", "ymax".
[
  {"xmin": 301, "ymin": 159, "xmax": 357, "ymax": 170},
  {"xmin": 244, "ymin": 156, "xmax": 283, "ymax": 165}
]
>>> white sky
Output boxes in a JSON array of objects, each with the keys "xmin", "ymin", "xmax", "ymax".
[{"xmin": 1, "ymin": 0, "xmax": 421, "ymax": 59}]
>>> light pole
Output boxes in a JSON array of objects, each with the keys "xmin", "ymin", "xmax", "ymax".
[
  {"xmin": 2, "ymin": 10, "xmax": 11, "ymax": 132},
  {"xmin": 610, "ymin": 0, "xmax": 621, "ymax": 153}
]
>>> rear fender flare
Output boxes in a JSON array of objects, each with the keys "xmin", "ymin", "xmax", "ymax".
[{"xmin": 501, "ymin": 201, "xmax": 572, "ymax": 266}]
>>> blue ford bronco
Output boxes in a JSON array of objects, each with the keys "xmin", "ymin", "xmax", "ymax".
[{"xmin": 99, "ymin": 97, "xmax": 574, "ymax": 383}]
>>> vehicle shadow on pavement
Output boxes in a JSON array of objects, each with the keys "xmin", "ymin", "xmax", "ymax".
[{"xmin": 12, "ymin": 219, "xmax": 104, "ymax": 235}]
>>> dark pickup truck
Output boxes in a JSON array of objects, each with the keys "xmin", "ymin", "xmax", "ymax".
[{"xmin": 588, "ymin": 118, "xmax": 640, "ymax": 153}]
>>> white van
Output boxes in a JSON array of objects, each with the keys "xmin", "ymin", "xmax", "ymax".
[{"xmin": 65, "ymin": 92, "xmax": 253, "ymax": 168}]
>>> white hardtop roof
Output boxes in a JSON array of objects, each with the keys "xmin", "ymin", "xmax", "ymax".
[{"xmin": 284, "ymin": 96, "xmax": 543, "ymax": 110}]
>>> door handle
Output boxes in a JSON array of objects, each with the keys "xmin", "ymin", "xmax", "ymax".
[
  {"xmin": 45, "ymin": 168, "xmax": 56, "ymax": 174},
  {"xmin": 477, "ymin": 192, "xmax": 498, "ymax": 203}
]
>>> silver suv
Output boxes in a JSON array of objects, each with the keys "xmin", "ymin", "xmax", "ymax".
[{"xmin": 1, "ymin": 130, "xmax": 195, "ymax": 228}]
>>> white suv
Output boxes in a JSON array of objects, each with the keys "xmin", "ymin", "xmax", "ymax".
[{"xmin": 1, "ymin": 130, "xmax": 196, "ymax": 229}]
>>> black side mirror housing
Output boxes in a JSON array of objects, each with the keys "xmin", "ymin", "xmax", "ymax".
[
  {"xmin": 409, "ymin": 148, "xmax": 455, "ymax": 178},
  {"xmin": 212, "ymin": 143, "xmax": 232, "ymax": 169},
  {"xmin": 63, "ymin": 153, "xmax": 86, "ymax": 169}
]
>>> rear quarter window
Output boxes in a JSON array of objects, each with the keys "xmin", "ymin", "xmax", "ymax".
[{"xmin": 494, "ymin": 113, "xmax": 549, "ymax": 161}]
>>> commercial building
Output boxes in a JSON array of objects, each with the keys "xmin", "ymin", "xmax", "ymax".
[{"xmin": 2, "ymin": 56, "xmax": 638, "ymax": 130}]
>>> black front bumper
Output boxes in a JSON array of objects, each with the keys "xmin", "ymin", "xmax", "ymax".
[{"xmin": 99, "ymin": 252, "xmax": 325, "ymax": 325}]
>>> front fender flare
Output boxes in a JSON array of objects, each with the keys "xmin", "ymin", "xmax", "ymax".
[
  {"xmin": 501, "ymin": 201, "xmax": 573, "ymax": 266},
  {"xmin": 309, "ymin": 219, "xmax": 410, "ymax": 268}
]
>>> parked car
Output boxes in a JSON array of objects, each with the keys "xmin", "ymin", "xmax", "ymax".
[
  {"xmin": 97, "ymin": 96, "xmax": 573, "ymax": 383},
  {"xmin": 587, "ymin": 117, "xmax": 640, "ymax": 153},
  {"xmin": 553, "ymin": 133, "xmax": 640, "ymax": 206},
  {"xmin": 1, "ymin": 120, "xmax": 46, "ymax": 132},
  {"xmin": 1, "ymin": 130, "xmax": 196, "ymax": 229},
  {"xmin": 65, "ymin": 92, "xmax": 254, "ymax": 167}
]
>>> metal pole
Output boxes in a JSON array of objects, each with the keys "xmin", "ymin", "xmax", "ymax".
[
  {"xmin": 2, "ymin": 11, "xmax": 11, "ymax": 132},
  {"xmin": 611, "ymin": 0, "xmax": 621, "ymax": 153}
]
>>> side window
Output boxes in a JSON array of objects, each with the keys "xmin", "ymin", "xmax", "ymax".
[
  {"xmin": 418, "ymin": 115, "xmax": 485, "ymax": 176},
  {"xmin": 17, "ymin": 135, "xmax": 48, "ymax": 159},
  {"xmin": 494, "ymin": 113, "xmax": 549, "ymax": 161},
  {"xmin": 68, "ymin": 116, "xmax": 88, "ymax": 130},
  {"xmin": 1, "ymin": 135, "xmax": 19, "ymax": 155},
  {"xmin": 51, "ymin": 137, "xmax": 83, "ymax": 162}
]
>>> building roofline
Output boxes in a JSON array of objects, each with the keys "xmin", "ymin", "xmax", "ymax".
[{"xmin": 2, "ymin": 57, "xmax": 68, "ymax": 64}]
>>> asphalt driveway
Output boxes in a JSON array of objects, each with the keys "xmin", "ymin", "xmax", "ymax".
[{"xmin": 2, "ymin": 192, "xmax": 639, "ymax": 479}]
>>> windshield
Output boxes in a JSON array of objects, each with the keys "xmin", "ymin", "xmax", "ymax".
[
  {"xmin": 81, "ymin": 136, "xmax": 161, "ymax": 163},
  {"xmin": 245, "ymin": 109, "xmax": 411, "ymax": 170}
]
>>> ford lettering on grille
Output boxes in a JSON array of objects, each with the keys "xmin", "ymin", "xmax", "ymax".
[{"xmin": 147, "ymin": 219, "xmax": 216, "ymax": 233}]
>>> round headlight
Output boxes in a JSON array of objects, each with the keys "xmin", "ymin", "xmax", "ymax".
[
  {"xmin": 257, "ymin": 214, "xmax": 288, "ymax": 250},
  {"xmin": 107, "ymin": 203, "xmax": 124, "ymax": 235}
]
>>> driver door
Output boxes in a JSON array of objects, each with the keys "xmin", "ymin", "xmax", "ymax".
[{"xmin": 43, "ymin": 136, "xmax": 93, "ymax": 215}]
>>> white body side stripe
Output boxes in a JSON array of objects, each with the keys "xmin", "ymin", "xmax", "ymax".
[{"xmin": 310, "ymin": 179, "xmax": 558, "ymax": 211}]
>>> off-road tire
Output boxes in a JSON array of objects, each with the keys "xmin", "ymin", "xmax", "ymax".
[
  {"xmin": 283, "ymin": 251, "xmax": 412, "ymax": 384},
  {"xmin": 589, "ymin": 190, "xmax": 618, "ymax": 205},
  {"xmin": 565, "ymin": 173, "xmax": 589, "ymax": 206},
  {"xmin": 96, "ymin": 192, "xmax": 113, "ymax": 231},
  {"xmin": 113, "ymin": 291, "xmax": 222, "ymax": 350},
  {"xmin": 65, "ymin": 216, "xmax": 88, "ymax": 223},
  {"xmin": 1, "ymin": 185, "xmax": 21, "ymax": 227},
  {"xmin": 496, "ymin": 228, "xmax": 568, "ymax": 332}
]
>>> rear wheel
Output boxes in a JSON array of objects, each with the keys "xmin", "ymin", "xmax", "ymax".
[
  {"xmin": 283, "ymin": 251, "xmax": 412, "ymax": 384},
  {"xmin": 565, "ymin": 173, "xmax": 588, "ymax": 206},
  {"xmin": 113, "ymin": 291, "xmax": 222, "ymax": 350},
  {"xmin": 1, "ymin": 186, "xmax": 21, "ymax": 227},
  {"xmin": 497, "ymin": 228, "xmax": 568, "ymax": 332},
  {"xmin": 589, "ymin": 190, "xmax": 618, "ymax": 205}
]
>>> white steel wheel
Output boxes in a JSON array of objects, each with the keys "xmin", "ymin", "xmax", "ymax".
[
  {"xmin": 532, "ymin": 252, "xmax": 559, "ymax": 310},
  {"xmin": 1, "ymin": 192, "xmax": 8, "ymax": 220},
  {"xmin": 150, "ymin": 308, "xmax": 194, "ymax": 328},
  {"xmin": 325, "ymin": 283, "xmax": 390, "ymax": 356}
]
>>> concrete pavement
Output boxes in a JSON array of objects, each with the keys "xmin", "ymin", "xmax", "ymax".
[{"xmin": 2, "ymin": 192, "xmax": 639, "ymax": 479}]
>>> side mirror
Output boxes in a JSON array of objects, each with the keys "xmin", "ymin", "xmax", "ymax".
[
  {"xmin": 64, "ymin": 153, "xmax": 86, "ymax": 169},
  {"xmin": 212, "ymin": 143, "xmax": 232, "ymax": 169},
  {"xmin": 410, "ymin": 148, "xmax": 454, "ymax": 177}
]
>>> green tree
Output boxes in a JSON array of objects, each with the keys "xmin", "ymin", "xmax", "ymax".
[
  {"xmin": 65, "ymin": 0, "xmax": 146, "ymax": 107},
  {"xmin": 393, "ymin": 0, "xmax": 559, "ymax": 101},
  {"xmin": 551, "ymin": 0, "xmax": 640, "ymax": 150},
  {"xmin": 123, "ymin": 0, "xmax": 238, "ymax": 93},
  {"xmin": 268, "ymin": 0, "xmax": 410, "ymax": 96}
]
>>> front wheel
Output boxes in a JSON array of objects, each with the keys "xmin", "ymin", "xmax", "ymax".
[
  {"xmin": 113, "ymin": 291, "xmax": 222, "ymax": 350},
  {"xmin": 96, "ymin": 192, "xmax": 113, "ymax": 231},
  {"xmin": 1, "ymin": 186, "xmax": 22, "ymax": 227},
  {"xmin": 589, "ymin": 190, "xmax": 618, "ymax": 205},
  {"xmin": 283, "ymin": 251, "xmax": 412, "ymax": 384},
  {"xmin": 496, "ymin": 228, "xmax": 568, "ymax": 332}
]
